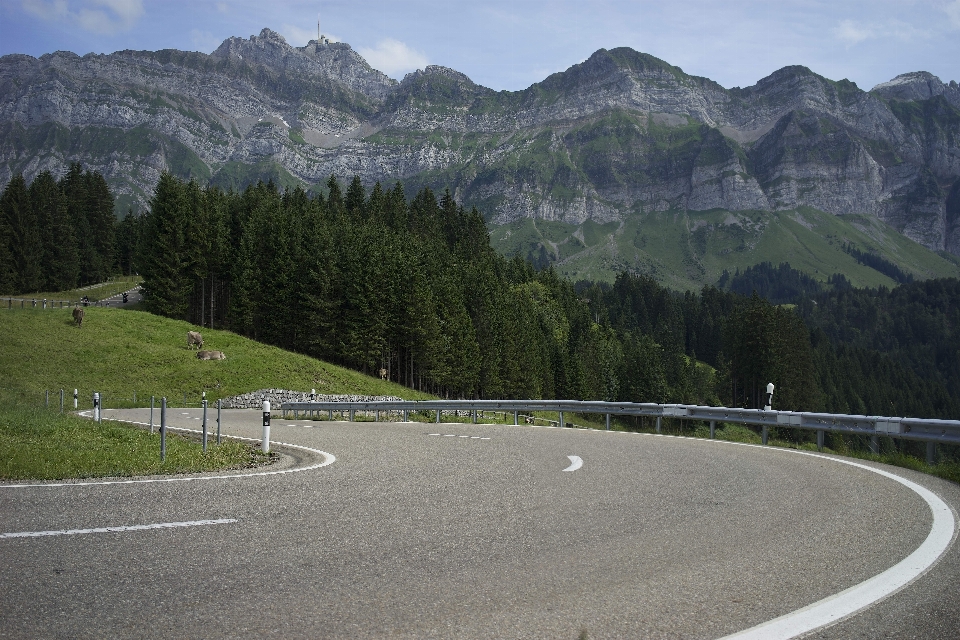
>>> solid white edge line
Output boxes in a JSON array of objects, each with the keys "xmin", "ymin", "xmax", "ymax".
[
  {"xmin": 2, "ymin": 518, "xmax": 237, "ymax": 539},
  {"xmin": 563, "ymin": 455, "xmax": 583, "ymax": 472},
  {"xmin": 0, "ymin": 419, "xmax": 336, "ymax": 488},
  {"xmin": 716, "ymin": 447, "xmax": 957, "ymax": 640}
]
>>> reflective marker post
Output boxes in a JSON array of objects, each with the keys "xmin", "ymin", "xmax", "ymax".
[
  {"xmin": 762, "ymin": 382, "xmax": 774, "ymax": 445},
  {"xmin": 160, "ymin": 397, "xmax": 167, "ymax": 461},
  {"xmin": 93, "ymin": 392, "xmax": 100, "ymax": 423},
  {"xmin": 262, "ymin": 400, "xmax": 271, "ymax": 453},
  {"xmin": 202, "ymin": 399, "xmax": 208, "ymax": 452},
  {"xmin": 73, "ymin": 389, "xmax": 78, "ymax": 410}
]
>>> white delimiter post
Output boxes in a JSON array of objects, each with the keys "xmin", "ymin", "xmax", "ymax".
[
  {"xmin": 762, "ymin": 382, "xmax": 774, "ymax": 445},
  {"xmin": 262, "ymin": 400, "xmax": 271, "ymax": 453}
]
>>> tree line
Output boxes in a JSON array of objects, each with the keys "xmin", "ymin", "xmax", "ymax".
[
  {"xmin": 4, "ymin": 168, "xmax": 957, "ymax": 423},
  {"xmin": 0, "ymin": 164, "xmax": 121, "ymax": 295}
]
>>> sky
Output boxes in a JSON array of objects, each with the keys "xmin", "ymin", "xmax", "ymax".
[{"xmin": 1, "ymin": 0, "xmax": 958, "ymax": 92}]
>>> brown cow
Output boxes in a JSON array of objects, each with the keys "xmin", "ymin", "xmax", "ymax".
[
  {"xmin": 196, "ymin": 350, "xmax": 225, "ymax": 360},
  {"xmin": 72, "ymin": 305, "xmax": 84, "ymax": 327},
  {"xmin": 187, "ymin": 331, "xmax": 203, "ymax": 349}
]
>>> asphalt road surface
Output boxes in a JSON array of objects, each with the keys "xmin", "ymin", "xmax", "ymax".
[{"xmin": 2, "ymin": 409, "xmax": 958, "ymax": 639}]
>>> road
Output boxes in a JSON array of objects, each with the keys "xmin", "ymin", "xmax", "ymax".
[{"xmin": 2, "ymin": 409, "xmax": 958, "ymax": 639}]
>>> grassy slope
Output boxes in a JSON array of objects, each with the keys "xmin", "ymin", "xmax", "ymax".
[
  {"xmin": 490, "ymin": 207, "xmax": 960, "ymax": 289},
  {"xmin": 0, "ymin": 307, "xmax": 430, "ymax": 407}
]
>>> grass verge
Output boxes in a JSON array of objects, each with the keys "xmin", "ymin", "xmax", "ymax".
[{"xmin": 0, "ymin": 391, "xmax": 268, "ymax": 481}]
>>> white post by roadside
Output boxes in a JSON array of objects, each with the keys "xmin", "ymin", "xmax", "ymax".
[
  {"xmin": 262, "ymin": 400, "xmax": 271, "ymax": 453},
  {"xmin": 762, "ymin": 382, "xmax": 774, "ymax": 445},
  {"xmin": 73, "ymin": 388, "xmax": 78, "ymax": 410},
  {"xmin": 93, "ymin": 392, "xmax": 101, "ymax": 423}
]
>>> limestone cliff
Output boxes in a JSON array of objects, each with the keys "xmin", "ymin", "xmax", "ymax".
[{"xmin": 1, "ymin": 31, "xmax": 958, "ymax": 257}]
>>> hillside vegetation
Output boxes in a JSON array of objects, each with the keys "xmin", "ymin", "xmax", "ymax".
[
  {"xmin": 489, "ymin": 207, "xmax": 960, "ymax": 287},
  {"xmin": 0, "ymin": 306, "xmax": 427, "ymax": 407}
]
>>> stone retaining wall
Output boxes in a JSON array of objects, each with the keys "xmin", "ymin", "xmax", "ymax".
[{"xmin": 221, "ymin": 389, "xmax": 403, "ymax": 409}]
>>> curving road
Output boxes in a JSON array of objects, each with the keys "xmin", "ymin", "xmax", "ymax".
[{"xmin": 1, "ymin": 409, "xmax": 958, "ymax": 639}]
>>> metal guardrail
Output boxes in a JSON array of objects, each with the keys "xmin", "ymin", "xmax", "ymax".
[
  {"xmin": 281, "ymin": 399, "xmax": 960, "ymax": 461},
  {"xmin": 3, "ymin": 297, "xmax": 77, "ymax": 309}
]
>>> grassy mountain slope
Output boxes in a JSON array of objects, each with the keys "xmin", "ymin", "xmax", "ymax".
[
  {"xmin": 0, "ymin": 306, "xmax": 429, "ymax": 405},
  {"xmin": 490, "ymin": 206, "xmax": 960, "ymax": 289}
]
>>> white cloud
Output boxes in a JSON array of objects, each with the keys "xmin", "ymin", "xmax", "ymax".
[
  {"xmin": 22, "ymin": 0, "xmax": 143, "ymax": 34},
  {"xmin": 357, "ymin": 38, "xmax": 429, "ymax": 77},
  {"xmin": 22, "ymin": 0, "xmax": 70, "ymax": 20},
  {"xmin": 280, "ymin": 23, "xmax": 328, "ymax": 47},
  {"xmin": 945, "ymin": 0, "xmax": 960, "ymax": 28},
  {"xmin": 833, "ymin": 19, "xmax": 874, "ymax": 45},
  {"xmin": 832, "ymin": 17, "xmax": 927, "ymax": 47},
  {"xmin": 190, "ymin": 28, "xmax": 221, "ymax": 53}
]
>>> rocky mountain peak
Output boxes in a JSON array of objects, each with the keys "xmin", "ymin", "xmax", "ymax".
[
  {"xmin": 402, "ymin": 65, "xmax": 475, "ymax": 86},
  {"xmin": 872, "ymin": 71, "xmax": 960, "ymax": 108}
]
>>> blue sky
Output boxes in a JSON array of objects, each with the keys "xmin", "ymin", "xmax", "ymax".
[{"xmin": 1, "ymin": 0, "xmax": 958, "ymax": 91}]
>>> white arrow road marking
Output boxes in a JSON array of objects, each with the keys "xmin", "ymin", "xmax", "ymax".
[
  {"xmin": 1, "ymin": 519, "xmax": 237, "ymax": 539},
  {"xmin": 563, "ymin": 455, "xmax": 583, "ymax": 472}
]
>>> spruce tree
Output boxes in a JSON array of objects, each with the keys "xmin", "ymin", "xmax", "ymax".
[{"xmin": 0, "ymin": 174, "xmax": 43, "ymax": 294}]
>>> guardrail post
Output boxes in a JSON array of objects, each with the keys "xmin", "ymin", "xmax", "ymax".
[
  {"xmin": 559, "ymin": 411, "xmax": 565, "ymax": 428},
  {"xmin": 514, "ymin": 410, "xmax": 518, "ymax": 425},
  {"xmin": 216, "ymin": 399, "xmax": 222, "ymax": 444},
  {"xmin": 160, "ymin": 397, "xmax": 167, "ymax": 461},
  {"xmin": 656, "ymin": 416, "xmax": 661, "ymax": 433},
  {"xmin": 403, "ymin": 409, "xmax": 409, "ymax": 422},
  {"xmin": 709, "ymin": 420, "xmax": 715, "ymax": 439},
  {"xmin": 926, "ymin": 442, "xmax": 936, "ymax": 466},
  {"xmin": 606, "ymin": 413, "xmax": 611, "ymax": 430},
  {"xmin": 472, "ymin": 409, "xmax": 477, "ymax": 423},
  {"xmin": 436, "ymin": 409, "xmax": 441, "ymax": 423},
  {"xmin": 202, "ymin": 399, "xmax": 208, "ymax": 452},
  {"xmin": 761, "ymin": 425, "xmax": 768, "ymax": 445},
  {"xmin": 817, "ymin": 430, "xmax": 824, "ymax": 452},
  {"xmin": 262, "ymin": 400, "xmax": 271, "ymax": 453}
]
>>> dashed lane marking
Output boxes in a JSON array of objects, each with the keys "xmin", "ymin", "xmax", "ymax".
[
  {"xmin": 1, "ymin": 519, "xmax": 237, "ymax": 539},
  {"xmin": 427, "ymin": 433, "xmax": 490, "ymax": 440}
]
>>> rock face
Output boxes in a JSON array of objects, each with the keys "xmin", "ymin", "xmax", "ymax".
[{"xmin": 1, "ymin": 31, "xmax": 959, "ymax": 255}]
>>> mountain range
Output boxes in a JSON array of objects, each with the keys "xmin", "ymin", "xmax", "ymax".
[{"xmin": 2, "ymin": 27, "xmax": 959, "ymax": 286}]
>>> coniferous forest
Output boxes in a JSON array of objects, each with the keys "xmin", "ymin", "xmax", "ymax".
[{"xmin": 2, "ymin": 168, "xmax": 959, "ymax": 422}]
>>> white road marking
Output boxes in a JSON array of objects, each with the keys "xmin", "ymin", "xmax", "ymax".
[
  {"xmin": 718, "ymin": 450, "xmax": 956, "ymax": 640},
  {"xmin": 1, "ymin": 519, "xmax": 237, "ymax": 539},
  {"xmin": 563, "ymin": 455, "xmax": 583, "ymax": 472}
]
